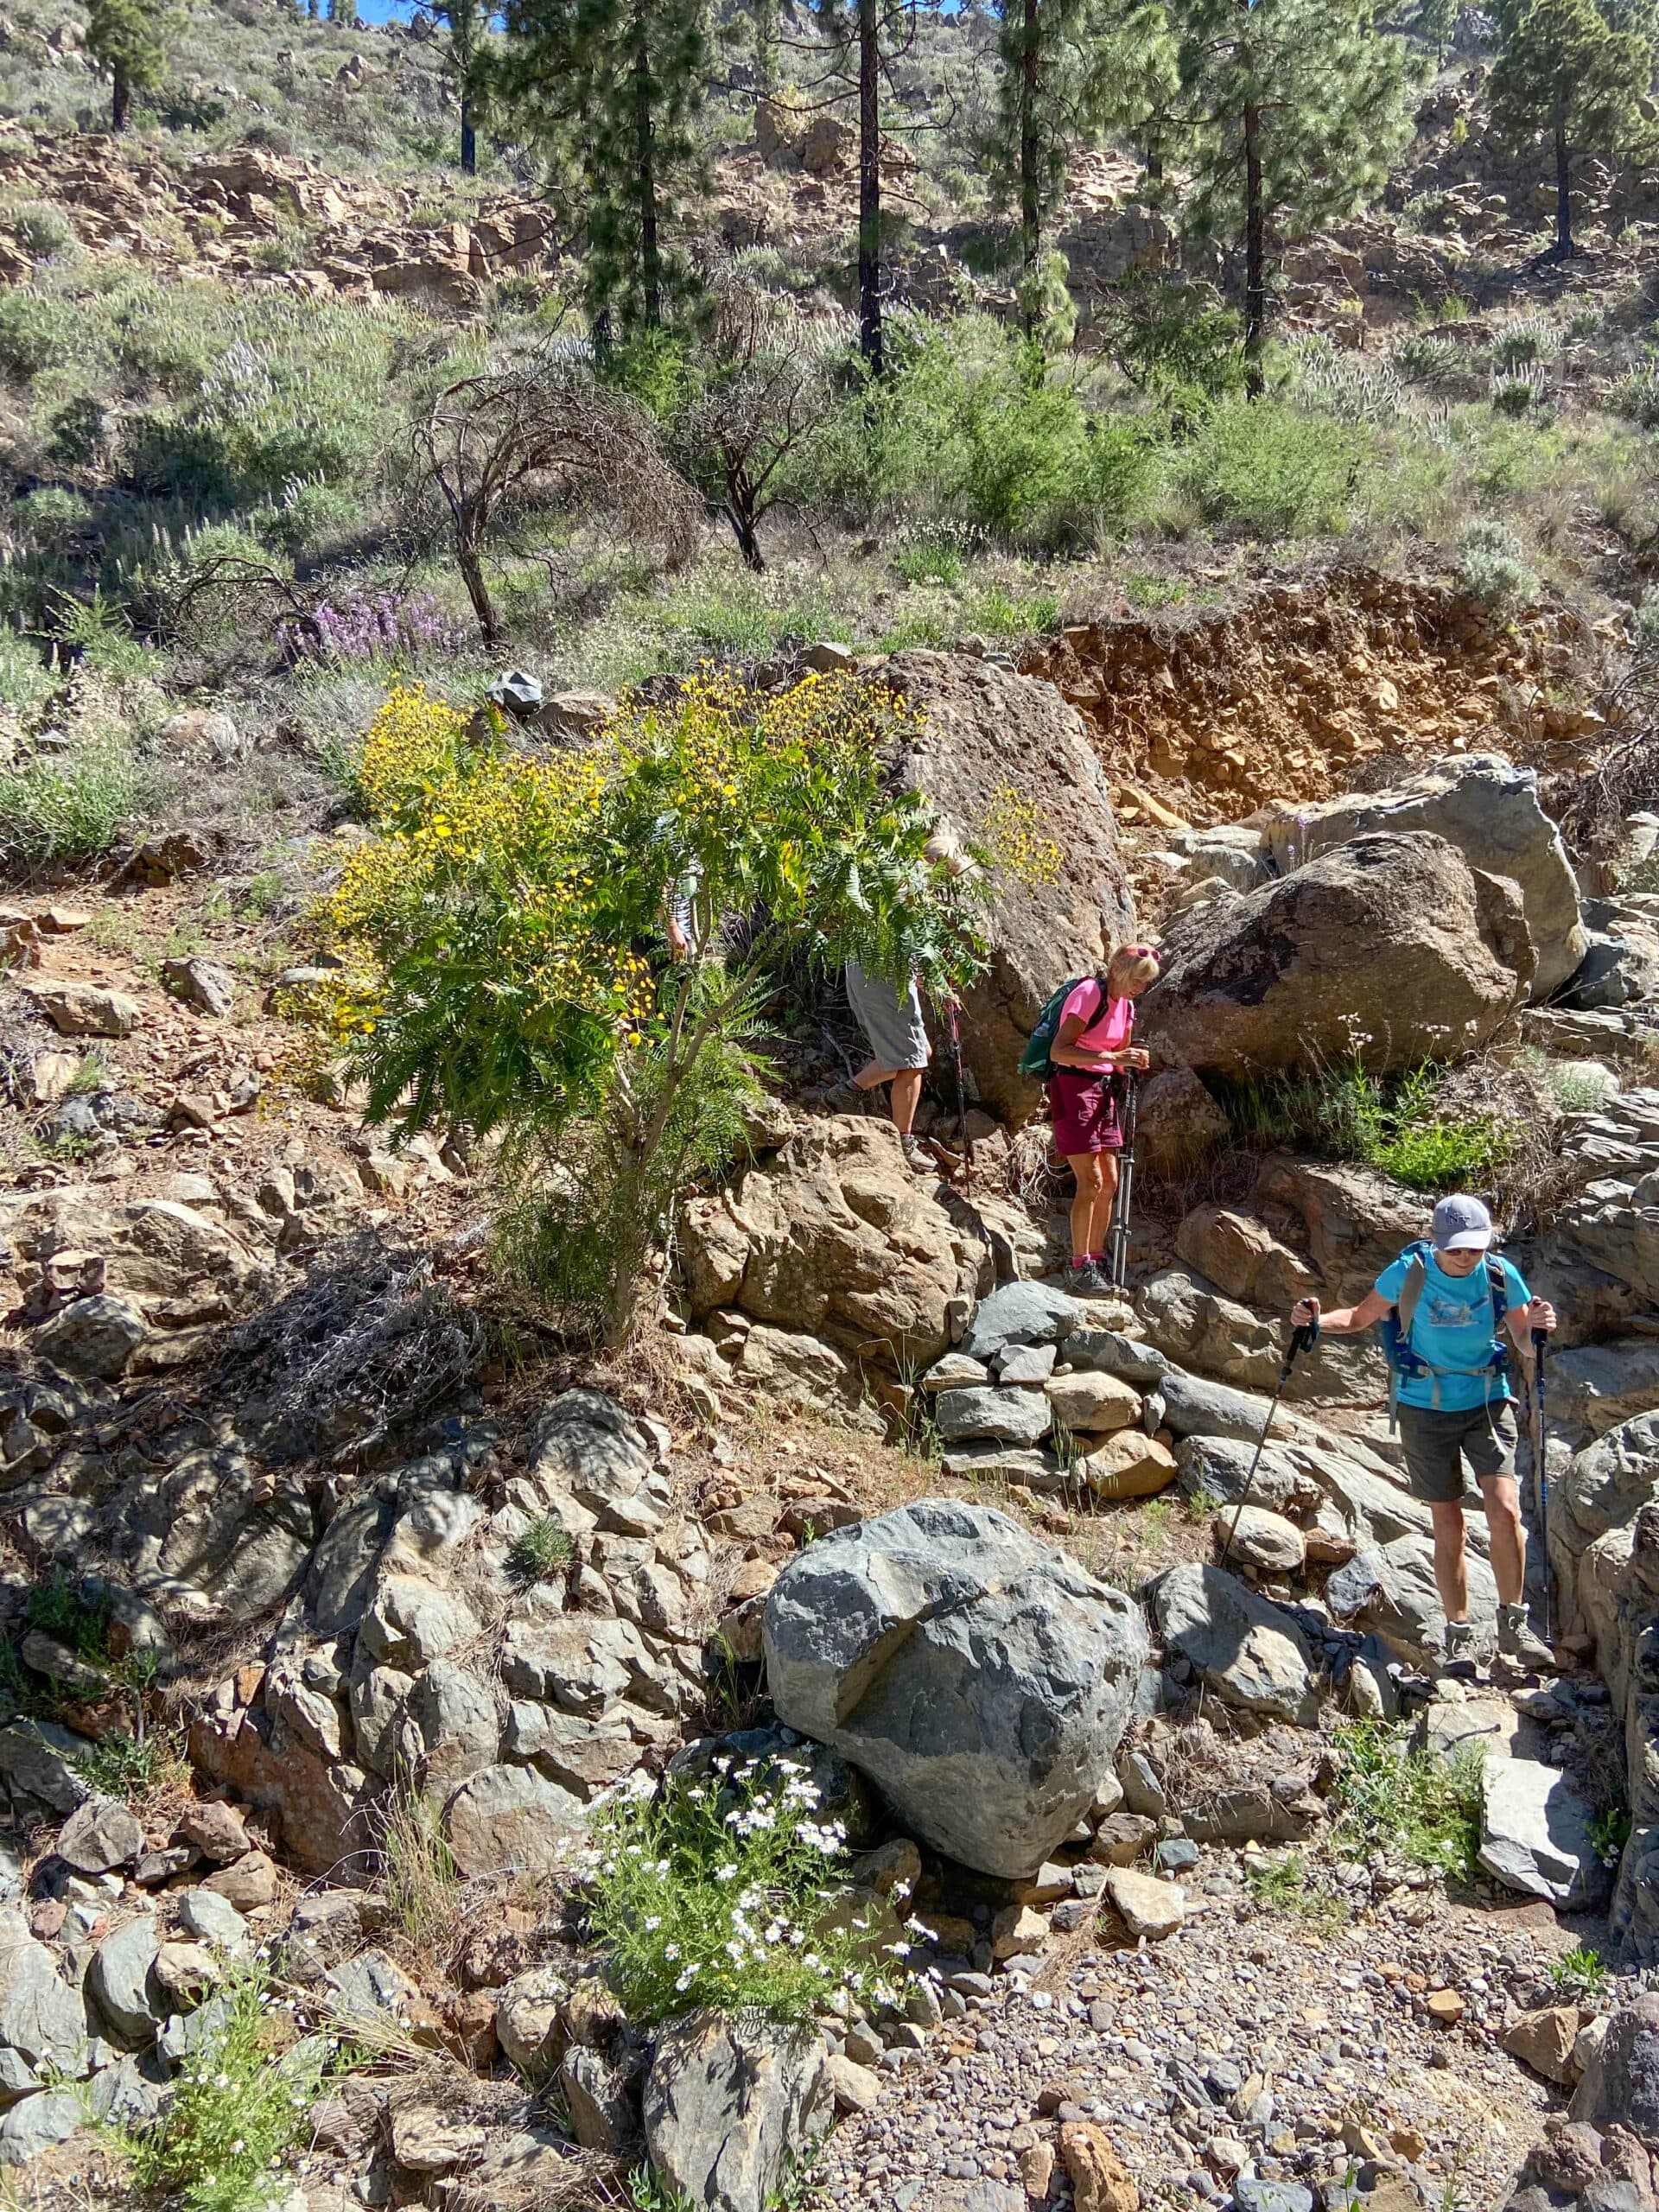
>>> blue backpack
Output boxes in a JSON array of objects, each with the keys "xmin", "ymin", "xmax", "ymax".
[{"xmin": 1377, "ymin": 1238, "xmax": 1510, "ymax": 1426}]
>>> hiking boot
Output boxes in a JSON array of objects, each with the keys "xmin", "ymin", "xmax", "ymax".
[
  {"xmin": 1440, "ymin": 1618, "xmax": 1481, "ymax": 1681},
  {"xmin": 899, "ymin": 1135, "xmax": 936, "ymax": 1176},
  {"xmin": 1069, "ymin": 1260, "xmax": 1114, "ymax": 1297},
  {"xmin": 1497, "ymin": 1603, "xmax": 1557, "ymax": 1675}
]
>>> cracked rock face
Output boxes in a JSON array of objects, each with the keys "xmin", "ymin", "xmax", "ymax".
[{"xmin": 762, "ymin": 1497, "xmax": 1148, "ymax": 1878}]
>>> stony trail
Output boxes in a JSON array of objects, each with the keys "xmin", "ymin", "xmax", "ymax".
[{"xmin": 818, "ymin": 1846, "xmax": 1574, "ymax": 2212}]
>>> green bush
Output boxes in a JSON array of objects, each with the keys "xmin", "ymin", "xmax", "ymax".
[
  {"xmin": 582, "ymin": 1756, "xmax": 889, "ymax": 2025},
  {"xmin": 1175, "ymin": 399, "xmax": 1363, "ymax": 535},
  {"xmin": 0, "ymin": 729, "xmax": 145, "ymax": 866},
  {"xmin": 1217, "ymin": 1057, "xmax": 1516, "ymax": 1192},
  {"xmin": 1107, "ymin": 275, "xmax": 1246, "ymax": 402},
  {"xmin": 14, "ymin": 486, "xmax": 92, "ymax": 544},
  {"xmin": 0, "ymin": 288, "xmax": 79, "ymax": 380},
  {"xmin": 0, "ymin": 199, "xmax": 79, "ymax": 260},
  {"xmin": 806, "ymin": 315, "xmax": 1156, "ymax": 548},
  {"xmin": 124, "ymin": 1966, "xmax": 339, "ymax": 2212},
  {"xmin": 508, "ymin": 1515, "xmax": 574, "ymax": 1581},
  {"xmin": 1611, "ymin": 363, "xmax": 1659, "ymax": 430},
  {"xmin": 1458, "ymin": 518, "xmax": 1539, "ymax": 616},
  {"xmin": 1332, "ymin": 1719, "xmax": 1484, "ymax": 1882}
]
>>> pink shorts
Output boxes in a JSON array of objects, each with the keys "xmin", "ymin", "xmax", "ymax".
[{"xmin": 1049, "ymin": 1071, "xmax": 1125, "ymax": 1158}]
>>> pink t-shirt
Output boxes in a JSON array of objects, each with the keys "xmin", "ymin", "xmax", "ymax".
[{"xmin": 1058, "ymin": 979, "xmax": 1134, "ymax": 1058}]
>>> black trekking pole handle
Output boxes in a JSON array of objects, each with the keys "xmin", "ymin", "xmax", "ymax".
[{"xmin": 1281, "ymin": 1314, "xmax": 1319, "ymax": 1382}]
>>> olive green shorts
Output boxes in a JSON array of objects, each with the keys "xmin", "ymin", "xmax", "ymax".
[{"xmin": 1396, "ymin": 1401, "xmax": 1519, "ymax": 1506}]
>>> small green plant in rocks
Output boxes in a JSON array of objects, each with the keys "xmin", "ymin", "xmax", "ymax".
[
  {"xmin": 507, "ymin": 1515, "xmax": 575, "ymax": 1582},
  {"xmin": 582, "ymin": 1757, "xmax": 899, "ymax": 2025},
  {"xmin": 1330, "ymin": 1720, "xmax": 1484, "ymax": 1882},
  {"xmin": 122, "ymin": 1964, "xmax": 340, "ymax": 2212},
  {"xmin": 1549, "ymin": 1942, "xmax": 1609, "ymax": 2001}
]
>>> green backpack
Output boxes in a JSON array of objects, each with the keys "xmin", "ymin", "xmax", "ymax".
[{"xmin": 1017, "ymin": 976, "xmax": 1095, "ymax": 1082}]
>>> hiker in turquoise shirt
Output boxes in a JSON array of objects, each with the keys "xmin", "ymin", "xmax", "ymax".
[{"xmin": 1291, "ymin": 1192, "xmax": 1557, "ymax": 1675}]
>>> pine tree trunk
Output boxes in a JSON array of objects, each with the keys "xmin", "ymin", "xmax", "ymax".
[
  {"xmin": 461, "ymin": 93, "xmax": 476, "ymax": 176},
  {"xmin": 633, "ymin": 0, "xmax": 662, "ymax": 328},
  {"xmin": 858, "ymin": 0, "xmax": 883, "ymax": 374},
  {"xmin": 1554, "ymin": 103, "xmax": 1573, "ymax": 258},
  {"xmin": 755, "ymin": 0, "xmax": 776, "ymax": 103},
  {"xmin": 111, "ymin": 62, "xmax": 130, "ymax": 132},
  {"xmin": 1020, "ymin": 0, "xmax": 1040, "ymax": 328},
  {"xmin": 1144, "ymin": 141, "xmax": 1163, "ymax": 186},
  {"xmin": 1243, "ymin": 99, "xmax": 1266, "ymax": 398}
]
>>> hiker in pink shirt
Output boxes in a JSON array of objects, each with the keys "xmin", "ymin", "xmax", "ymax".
[{"xmin": 1048, "ymin": 945, "xmax": 1160, "ymax": 1296}]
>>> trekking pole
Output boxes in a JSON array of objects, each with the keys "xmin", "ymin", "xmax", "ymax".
[
  {"xmin": 1108, "ymin": 1071, "xmax": 1140, "ymax": 1290},
  {"xmin": 947, "ymin": 1000, "xmax": 974, "ymax": 1196},
  {"xmin": 1532, "ymin": 1327, "xmax": 1553, "ymax": 1643},
  {"xmin": 1223, "ymin": 1313, "xmax": 1320, "ymax": 1561}
]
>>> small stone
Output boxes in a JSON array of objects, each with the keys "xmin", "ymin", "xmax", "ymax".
[
  {"xmin": 844, "ymin": 2025, "xmax": 884, "ymax": 2067},
  {"xmin": 827, "ymin": 2053, "xmax": 883, "ymax": 2114},
  {"xmin": 992, "ymin": 1904, "xmax": 1050, "ymax": 1959},
  {"xmin": 1424, "ymin": 1987, "xmax": 1465, "ymax": 2026},
  {"xmin": 1090, "ymin": 1814, "xmax": 1158, "ymax": 1866},
  {"xmin": 1020, "ymin": 2141, "xmax": 1056, "ymax": 2199},
  {"xmin": 152, "ymin": 1941, "xmax": 220, "ymax": 2008},
  {"xmin": 56, "ymin": 1796, "xmax": 143, "ymax": 1875},
  {"xmin": 1154, "ymin": 1838, "xmax": 1199, "ymax": 1873},
  {"xmin": 200, "ymin": 1850, "xmax": 278, "ymax": 1910},
  {"xmin": 1060, "ymin": 2120, "xmax": 1139, "ymax": 2212},
  {"xmin": 1204, "ymin": 2136, "xmax": 1248, "ymax": 2175},
  {"xmin": 391, "ymin": 2101, "xmax": 489, "ymax": 2174},
  {"xmin": 176, "ymin": 1889, "xmax": 250, "ymax": 1954},
  {"xmin": 1103, "ymin": 1867, "xmax": 1185, "ymax": 1940},
  {"xmin": 161, "ymin": 957, "xmax": 236, "ymax": 1019},
  {"xmin": 1235, "ymin": 2181, "xmax": 1313, "ymax": 2212},
  {"xmin": 25, "ymin": 981, "xmax": 140, "ymax": 1038},
  {"xmin": 1500, "ymin": 2005, "xmax": 1580, "ymax": 2083}
]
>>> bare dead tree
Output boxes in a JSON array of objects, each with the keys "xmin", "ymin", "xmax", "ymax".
[
  {"xmin": 670, "ymin": 263, "xmax": 851, "ymax": 573},
  {"xmin": 395, "ymin": 346, "xmax": 700, "ymax": 644}
]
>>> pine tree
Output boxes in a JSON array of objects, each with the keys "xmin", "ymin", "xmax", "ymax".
[
  {"xmin": 82, "ymin": 0, "xmax": 176, "ymax": 131},
  {"xmin": 1082, "ymin": 0, "xmax": 1180, "ymax": 183},
  {"xmin": 432, "ymin": 0, "xmax": 489, "ymax": 174},
  {"xmin": 1148, "ymin": 0, "xmax": 1417, "ymax": 392},
  {"xmin": 1489, "ymin": 0, "xmax": 1655, "ymax": 258},
  {"xmin": 812, "ymin": 0, "xmax": 911, "ymax": 372},
  {"xmin": 497, "ymin": 0, "xmax": 709, "ymax": 337},
  {"xmin": 994, "ymin": 0, "xmax": 1088, "ymax": 321}
]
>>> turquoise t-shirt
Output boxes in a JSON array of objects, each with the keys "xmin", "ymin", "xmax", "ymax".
[{"xmin": 1374, "ymin": 1248, "xmax": 1530, "ymax": 1412}]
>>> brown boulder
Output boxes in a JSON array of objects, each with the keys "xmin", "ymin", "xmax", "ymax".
[
  {"xmin": 1060, "ymin": 2122, "xmax": 1140, "ymax": 2212},
  {"xmin": 880, "ymin": 653, "xmax": 1135, "ymax": 1121},
  {"xmin": 1136, "ymin": 831, "xmax": 1533, "ymax": 1079},
  {"xmin": 678, "ymin": 1117, "xmax": 985, "ymax": 1371}
]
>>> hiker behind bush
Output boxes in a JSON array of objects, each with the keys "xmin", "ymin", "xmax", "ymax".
[
  {"xmin": 844, "ymin": 830, "xmax": 975, "ymax": 1176},
  {"xmin": 1291, "ymin": 1193, "xmax": 1556, "ymax": 1673},
  {"xmin": 1045, "ymin": 945, "xmax": 1160, "ymax": 1295}
]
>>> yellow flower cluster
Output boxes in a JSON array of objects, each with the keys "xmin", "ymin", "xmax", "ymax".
[
  {"xmin": 321, "ymin": 681, "xmax": 654, "ymax": 1042},
  {"xmin": 982, "ymin": 784, "xmax": 1063, "ymax": 889}
]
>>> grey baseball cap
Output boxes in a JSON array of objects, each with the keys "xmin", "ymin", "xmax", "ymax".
[{"xmin": 1431, "ymin": 1194, "xmax": 1493, "ymax": 1252}]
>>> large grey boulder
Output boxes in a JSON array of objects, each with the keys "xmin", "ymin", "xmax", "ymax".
[
  {"xmin": 644, "ymin": 2011, "xmax": 831, "ymax": 2212},
  {"xmin": 1136, "ymin": 832, "xmax": 1535, "ymax": 1078},
  {"xmin": 1137, "ymin": 1266, "xmax": 1385, "ymax": 1408},
  {"xmin": 56, "ymin": 1796, "xmax": 143, "ymax": 1875},
  {"xmin": 1569, "ymin": 1993, "xmax": 1659, "ymax": 2137},
  {"xmin": 880, "ymin": 652, "xmax": 1135, "ymax": 1121},
  {"xmin": 1260, "ymin": 754, "xmax": 1586, "ymax": 999},
  {"xmin": 1479, "ymin": 1754, "xmax": 1612, "ymax": 1911},
  {"xmin": 0, "ymin": 2088, "xmax": 82, "ymax": 2164},
  {"xmin": 763, "ymin": 1499, "xmax": 1148, "ymax": 1877},
  {"xmin": 1150, "ymin": 1565, "xmax": 1319, "ymax": 1724}
]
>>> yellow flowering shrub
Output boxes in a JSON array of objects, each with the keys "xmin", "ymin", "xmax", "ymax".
[{"xmin": 314, "ymin": 670, "xmax": 982, "ymax": 1342}]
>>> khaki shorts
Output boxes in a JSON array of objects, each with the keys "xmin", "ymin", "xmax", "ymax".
[{"xmin": 1396, "ymin": 1401, "xmax": 1519, "ymax": 1505}]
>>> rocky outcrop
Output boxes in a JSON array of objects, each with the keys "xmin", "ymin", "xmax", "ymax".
[
  {"xmin": 1547, "ymin": 1409, "xmax": 1659, "ymax": 1967},
  {"xmin": 880, "ymin": 652, "xmax": 1135, "ymax": 1121},
  {"xmin": 763, "ymin": 1499, "xmax": 1149, "ymax": 1877},
  {"xmin": 678, "ymin": 1117, "xmax": 988, "ymax": 1374},
  {"xmin": 1136, "ymin": 832, "xmax": 1535, "ymax": 1077},
  {"xmin": 1260, "ymin": 753, "xmax": 1586, "ymax": 999}
]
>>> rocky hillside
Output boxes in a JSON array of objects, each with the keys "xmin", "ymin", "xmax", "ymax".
[{"xmin": 4, "ymin": 3, "xmax": 1659, "ymax": 2211}]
